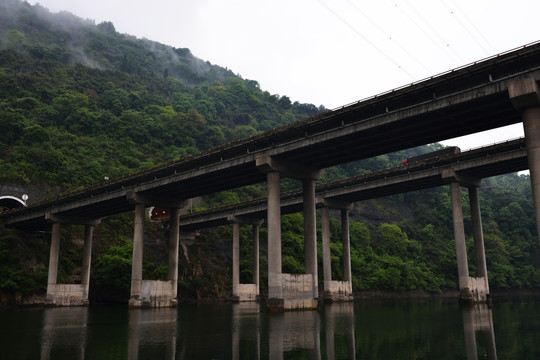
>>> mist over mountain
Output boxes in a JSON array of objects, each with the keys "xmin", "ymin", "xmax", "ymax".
[
  {"xmin": 0, "ymin": 0, "xmax": 325, "ymax": 189},
  {"xmin": 0, "ymin": 0, "xmax": 236, "ymax": 83}
]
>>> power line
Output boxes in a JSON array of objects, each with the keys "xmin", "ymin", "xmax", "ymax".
[
  {"xmin": 317, "ymin": 0, "xmax": 416, "ymax": 80},
  {"xmin": 397, "ymin": 0, "xmax": 466, "ymax": 64},
  {"xmin": 346, "ymin": 0, "xmax": 433, "ymax": 74},
  {"xmin": 441, "ymin": 0, "xmax": 491, "ymax": 56},
  {"xmin": 447, "ymin": 0, "xmax": 497, "ymax": 53}
]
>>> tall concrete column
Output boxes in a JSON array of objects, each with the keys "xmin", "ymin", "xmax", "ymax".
[
  {"xmin": 168, "ymin": 207, "xmax": 180, "ymax": 296},
  {"xmin": 449, "ymin": 182, "xmax": 471, "ymax": 298},
  {"xmin": 303, "ymin": 179, "xmax": 318, "ymax": 298},
  {"xmin": 469, "ymin": 186, "xmax": 488, "ymax": 281},
  {"xmin": 130, "ymin": 203, "xmax": 145, "ymax": 299},
  {"xmin": 341, "ymin": 209, "xmax": 352, "ymax": 284},
  {"xmin": 509, "ymin": 77, "xmax": 540, "ymax": 244},
  {"xmin": 46, "ymin": 222, "xmax": 61, "ymax": 301},
  {"xmin": 321, "ymin": 207, "xmax": 332, "ymax": 284},
  {"xmin": 320, "ymin": 199, "xmax": 353, "ymax": 302},
  {"xmin": 81, "ymin": 224, "xmax": 94, "ymax": 299},
  {"xmin": 253, "ymin": 224, "xmax": 260, "ymax": 293},
  {"xmin": 232, "ymin": 222, "xmax": 240, "ymax": 297},
  {"xmin": 523, "ymin": 107, "xmax": 540, "ymax": 243},
  {"xmin": 267, "ymin": 171, "xmax": 282, "ymax": 299}
]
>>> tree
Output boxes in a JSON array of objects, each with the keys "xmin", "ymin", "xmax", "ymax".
[{"xmin": 375, "ymin": 223, "xmax": 409, "ymax": 256}]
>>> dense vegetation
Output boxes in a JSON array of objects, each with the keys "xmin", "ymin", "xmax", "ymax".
[
  {"xmin": 0, "ymin": 0, "xmax": 322, "ymax": 189},
  {"xmin": 0, "ymin": 0, "xmax": 539, "ymax": 302}
]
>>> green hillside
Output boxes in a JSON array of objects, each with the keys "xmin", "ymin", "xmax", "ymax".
[
  {"xmin": 0, "ymin": 0, "xmax": 539, "ymax": 304},
  {"xmin": 0, "ymin": 0, "xmax": 322, "ymax": 190}
]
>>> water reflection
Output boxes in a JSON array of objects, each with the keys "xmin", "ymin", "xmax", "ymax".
[
  {"xmin": 8, "ymin": 299, "xmax": 515, "ymax": 359},
  {"xmin": 232, "ymin": 303, "xmax": 261, "ymax": 360},
  {"xmin": 462, "ymin": 304, "xmax": 497, "ymax": 360},
  {"xmin": 128, "ymin": 308, "xmax": 178, "ymax": 360},
  {"xmin": 40, "ymin": 308, "xmax": 88, "ymax": 360},
  {"xmin": 268, "ymin": 309, "xmax": 321, "ymax": 359},
  {"xmin": 324, "ymin": 302, "xmax": 356, "ymax": 359}
]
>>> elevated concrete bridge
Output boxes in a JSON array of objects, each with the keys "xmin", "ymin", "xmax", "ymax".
[
  {"xmin": 179, "ymin": 138, "xmax": 527, "ymax": 230},
  {"xmin": 179, "ymin": 138, "xmax": 527, "ymax": 303},
  {"xmin": 1, "ymin": 42, "xmax": 540, "ymax": 309},
  {"xmin": 3, "ymin": 42, "xmax": 539, "ymax": 230}
]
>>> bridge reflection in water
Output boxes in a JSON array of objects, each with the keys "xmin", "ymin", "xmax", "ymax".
[
  {"xmin": 40, "ymin": 308, "xmax": 88, "ymax": 360},
  {"xmin": 462, "ymin": 304, "xmax": 497, "ymax": 360},
  {"xmin": 34, "ymin": 302, "xmax": 498, "ymax": 359}
]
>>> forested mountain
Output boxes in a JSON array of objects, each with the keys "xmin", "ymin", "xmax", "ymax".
[
  {"xmin": 0, "ymin": 0, "xmax": 323, "ymax": 189},
  {"xmin": 0, "ymin": 0, "xmax": 538, "ymax": 303}
]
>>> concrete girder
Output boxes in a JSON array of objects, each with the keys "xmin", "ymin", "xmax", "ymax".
[
  {"xmin": 256, "ymin": 153, "xmax": 323, "ymax": 180},
  {"xmin": 441, "ymin": 169, "xmax": 482, "ymax": 188},
  {"xmin": 227, "ymin": 215, "xmax": 264, "ymax": 225},
  {"xmin": 126, "ymin": 191, "xmax": 186, "ymax": 208},
  {"xmin": 45, "ymin": 212, "xmax": 101, "ymax": 226},
  {"xmin": 508, "ymin": 77, "xmax": 540, "ymax": 110},
  {"xmin": 319, "ymin": 198, "xmax": 353, "ymax": 210}
]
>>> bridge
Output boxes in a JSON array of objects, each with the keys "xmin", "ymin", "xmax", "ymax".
[
  {"xmin": 1, "ymin": 42, "xmax": 540, "ymax": 310},
  {"xmin": 179, "ymin": 138, "xmax": 527, "ymax": 230},
  {"xmin": 177, "ymin": 137, "xmax": 527, "ymax": 303}
]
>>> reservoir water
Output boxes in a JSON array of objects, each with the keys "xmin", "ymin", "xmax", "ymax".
[{"xmin": 1, "ymin": 296, "xmax": 539, "ymax": 359}]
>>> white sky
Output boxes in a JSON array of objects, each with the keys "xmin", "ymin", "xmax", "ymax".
[{"xmin": 26, "ymin": 0, "xmax": 540, "ymax": 150}]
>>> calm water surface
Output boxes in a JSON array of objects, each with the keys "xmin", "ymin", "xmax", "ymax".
[{"xmin": 1, "ymin": 296, "xmax": 540, "ymax": 359}]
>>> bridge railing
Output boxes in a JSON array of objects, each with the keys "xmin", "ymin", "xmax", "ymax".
[{"xmin": 334, "ymin": 41, "xmax": 540, "ymax": 112}]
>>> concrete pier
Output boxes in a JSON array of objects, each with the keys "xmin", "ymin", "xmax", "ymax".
[
  {"xmin": 469, "ymin": 186, "xmax": 490, "ymax": 302},
  {"xmin": 129, "ymin": 205, "xmax": 181, "ymax": 308},
  {"xmin": 46, "ymin": 222, "xmax": 61, "ymax": 305},
  {"xmin": 445, "ymin": 169, "xmax": 490, "ymax": 304},
  {"xmin": 320, "ymin": 200, "xmax": 354, "ymax": 302},
  {"xmin": 230, "ymin": 216, "xmax": 263, "ymax": 302},
  {"xmin": 449, "ymin": 181, "xmax": 473, "ymax": 302},
  {"xmin": 127, "ymin": 192, "xmax": 185, "ymax": 307},
  {"xmin": 266, "ymin": 171, "xmax": 283, "ymax": 305},
  {"xmin": 303, "ymin": 179, "xmax": 318, "ymax": 300},
  {"xmin": 129, "ymin": 203, "xmax": 145, "ymax": 306},
  {"xmin": 81, "ymin": 224, "xmax": 94, "ymax": 300},
  {"xmin": 45, "ymin": 213, "xmax": 100, "ymax": 306},
  {"xmin": 509, "ymin": 77, "xmax": 540, "ymax": 245},
  {"xmin": 232, "ymin": 222, "xmax": 240, "ymax": 300},
  {"xmin": 168, "ymin": 207, "xmax": 180, "ymax": 299},
  {"xmin": 253, "ymin": 224, "xmax": 260, "ymax": 295},
  {"xmin": 257, "ymin": 153, "xmax": 322, "ymax": 310}
]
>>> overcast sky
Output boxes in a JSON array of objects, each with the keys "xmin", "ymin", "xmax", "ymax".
[{"xmin": 27, "ymin": 0, "xmax": 540, "ymax": 150}]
